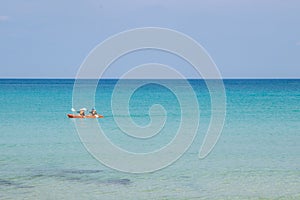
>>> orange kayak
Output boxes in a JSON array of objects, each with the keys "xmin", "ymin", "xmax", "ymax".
[{"xmin": 67, "ymin": 114, "xmax": 104, "ymax": 118}]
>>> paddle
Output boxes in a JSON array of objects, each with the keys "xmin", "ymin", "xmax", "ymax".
[{"xmin": 71, "ymin": 108, "xmax": 87, "ymax": 113}]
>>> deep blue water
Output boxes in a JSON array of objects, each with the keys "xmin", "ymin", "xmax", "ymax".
[{"xmin": 0, "ymin": 79, "xmax": 299, "ymax": 199}]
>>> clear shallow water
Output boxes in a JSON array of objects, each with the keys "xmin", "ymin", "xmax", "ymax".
[{"xmin": 0, "ymin": 79, "xmax": 299, "ymax": 199}]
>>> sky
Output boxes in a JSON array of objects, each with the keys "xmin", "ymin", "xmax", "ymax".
[{"xmin": 0, "ymin": 0, "xmax": 299, "ymax": 78}]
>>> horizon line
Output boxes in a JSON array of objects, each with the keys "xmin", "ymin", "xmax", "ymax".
[{"xmin": 0, "ymin": 77, "xmax": 300, "ymax": 80}]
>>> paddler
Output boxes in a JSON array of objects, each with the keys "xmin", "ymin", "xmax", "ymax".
[
  {"xmin": 79, "ymin": 108, "xmax": 85, "ymax": 116},
  {"xmin": 90, "ymin": 108, "xmax": 97, "ymax": 116}
]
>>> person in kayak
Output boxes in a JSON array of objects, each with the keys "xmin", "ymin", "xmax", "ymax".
[
  {"xmin": 79, "ymin": 109, "xmax": 85, "ymax": 117},
  {"xmin": 90, "ymin": 108, "xmax": 97, "ymax": 116}
]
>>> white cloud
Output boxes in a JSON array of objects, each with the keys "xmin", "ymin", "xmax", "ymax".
[{"xmin": 0, "ymin": 16, "xmax": 9, "ymax": 21}]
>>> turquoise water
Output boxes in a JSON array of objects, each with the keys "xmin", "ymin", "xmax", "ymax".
[{"xmin": 0, "ymin": 79, "xmax": 299, "ymax": 199}]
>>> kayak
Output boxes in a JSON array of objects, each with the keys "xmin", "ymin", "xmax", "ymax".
[{"xmin": 67, "ymin": 114, "xmax": 104, "ymax": 118}]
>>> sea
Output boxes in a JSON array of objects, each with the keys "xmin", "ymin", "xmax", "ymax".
[{"xmin": 0, "ymin": 79, "xmax": 299, "ymax": 199}]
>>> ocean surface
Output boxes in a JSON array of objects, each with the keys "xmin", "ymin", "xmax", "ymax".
[{"xmin": 0, "ymin": 79, "xmax": 299, "ymax": 199}]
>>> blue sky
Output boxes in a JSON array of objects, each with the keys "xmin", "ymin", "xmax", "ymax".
[{"xmin": 0, "ymin": 0, "xmax": 299, "ymax": 78}]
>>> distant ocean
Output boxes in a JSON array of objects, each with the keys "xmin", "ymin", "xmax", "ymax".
[{"xmin": 0, "ymin": 79, "xmax": 299, "ymax": 199}]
